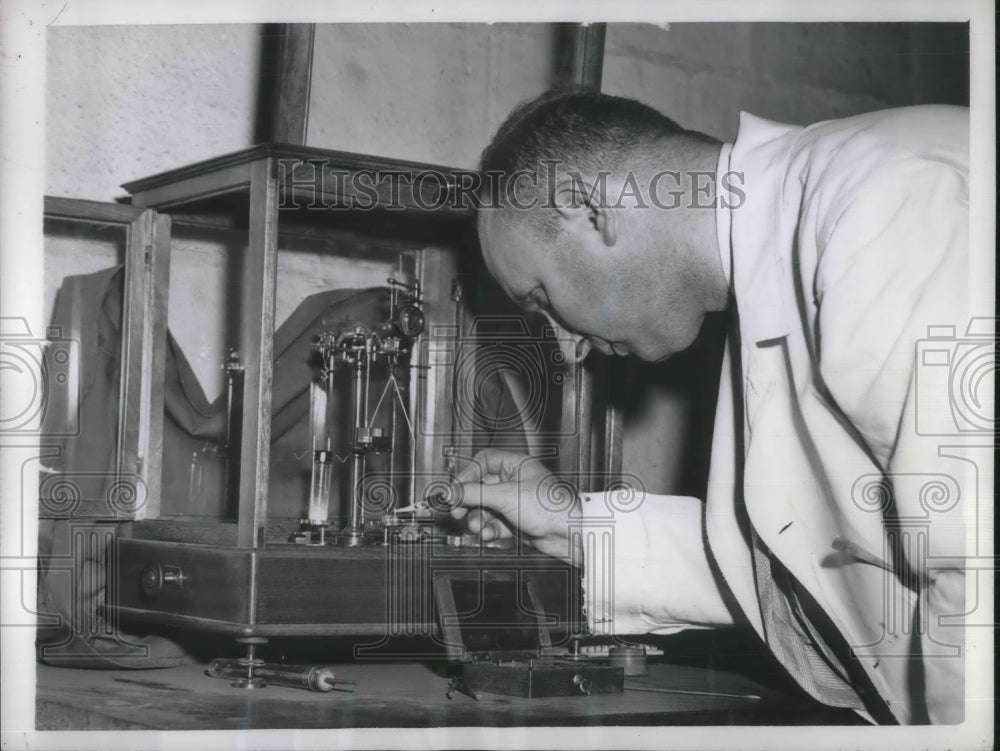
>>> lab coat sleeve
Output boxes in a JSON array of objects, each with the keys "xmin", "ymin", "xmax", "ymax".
[
  {"xmin": 813, "ymin": 153, "xmax": 969, "ymax": 723},
  {"xmin": 578, "ymin": 492, "xmax": 737, "ymax": 635}
]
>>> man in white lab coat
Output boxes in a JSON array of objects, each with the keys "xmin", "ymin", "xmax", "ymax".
[{"xmin": 453, "ymin": 90, "xmax": 977, "ymax": 724}]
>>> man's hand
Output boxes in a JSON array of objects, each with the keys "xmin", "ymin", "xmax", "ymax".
[{"xmin": 448, "ymin": 449, "xmax": 584, "ymax": 567}]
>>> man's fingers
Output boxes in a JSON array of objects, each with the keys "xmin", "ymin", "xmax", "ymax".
[
  {"xmin": 464, "ymin": 509, "xmax": 483, "ymax": 533},
  {"xmin": 480, "ymin": 517, "xmax": 512, "ymax": 541},
  {"xmin": 453, "ymin": 480, "xmax": 518, "ymax": 521},
  {"xmin": 451, "ymin": 449, "xmax": 530, "ymax": 486},
  {"xmin": 463, "ymin": 510, "xmax": 512, "ymax": 541}
]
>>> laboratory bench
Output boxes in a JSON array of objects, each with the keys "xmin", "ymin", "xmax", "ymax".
[{"xmin": 34, "ymin": 630, "xmax": 868, "ymax": 730}]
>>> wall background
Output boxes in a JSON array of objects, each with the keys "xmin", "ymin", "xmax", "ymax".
[{"xmin": 45, "ymin": 22, "xmax": 969, "ymax": 494}]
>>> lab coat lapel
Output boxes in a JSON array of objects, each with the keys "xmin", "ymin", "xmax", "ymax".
[
  {"xmin": 740, "ymin": 341, "xmax": 821, "ymax": 591},
  {"xmin": 705, "ymin": 327, "xmax": 762, "ymax": 634},
  {"xmin": 725, "ymin": 109, "xmax": 812, "ymax": 587},
  {"xmin": 723, "ymin": 111, "xmax": 920, "ymax": 721},
  {"xmin": 704, "ymin": 114, "xmax": 802, "ymax": 637}
]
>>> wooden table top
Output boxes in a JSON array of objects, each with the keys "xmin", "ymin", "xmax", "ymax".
[{"xmin": 35, "ymin": 655, "xmax": 864, "ymax": 730}]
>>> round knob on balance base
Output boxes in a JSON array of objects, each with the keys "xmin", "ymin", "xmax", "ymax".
[
  {"xmin": 231, "ymin": 676, "xmax": 267, "ymax": 689},
  {"xmin": 140, "ymin": 562, "xmax": 186, "ymax": 599},
  {"xmin": 140, "ymin": 562, "xmax": 185, "ymax": 598},
  {"xmin": 140, "ymin": 562, "xmax": 163, "ymax": 598},
  {"xmin": 338, "ymin": 527, "xmax": 366, "ymax": 547}
]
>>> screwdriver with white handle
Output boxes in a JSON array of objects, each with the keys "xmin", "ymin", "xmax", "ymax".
[{"xmin": 207, "ymin": 658, "xmax": 356, "ymax": 693}]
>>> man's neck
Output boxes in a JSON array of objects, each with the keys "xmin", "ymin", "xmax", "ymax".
[{"xmin": 675, "ymin": 139, "xmax": 730, "ymax": 312}]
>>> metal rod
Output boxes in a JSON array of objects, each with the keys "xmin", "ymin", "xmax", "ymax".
[
  {"xmin": 624, "ymin": 685, "xmax": 760, "ymax": 701},
  {"xmin": 306, "ymin": 380, "xmax": 332, "ymax": 527},
  {"xmin": 348, "ymin": 357, "xmax": 365, "ymax": 538},
  {"xmin": 602, "ymin": 364, "xmax": 624, "ymax": 490},
  {"xmin": 570, "ymin": 23, "xmax": 606, "ymax": 90},
  {"xmin": 575, "ymin": 361, "xmax": 593, "ymax": 492},
  {"xmin": 389, "ymin": 372, "xmax": 398, "ymax": 508},
  {"xmin": 269, "ymin": 24, "xmax": 316, "ymax": 145},
  {"xmin": 359, "ymin": 342, "xmax": 371, "ymax": 530},
  {"xmin": 223, "ymin": 352, "xmax": 246, "ymax": 518}
]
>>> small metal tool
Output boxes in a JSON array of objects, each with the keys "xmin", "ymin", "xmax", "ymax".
[
  {"xmin": 394, "ymin": 491, "xmax": 452, "ymax": 515},
  {"xmin": 624, "ymin": 684, "xmax": 760, "ymax": 700}
]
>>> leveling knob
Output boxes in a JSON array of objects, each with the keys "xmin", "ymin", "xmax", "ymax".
[{"xmin": 140, "ymin": 562, "xmax": 185, "ymax": 599}]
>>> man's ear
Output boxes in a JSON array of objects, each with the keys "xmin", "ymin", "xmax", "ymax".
[{"xmin": 553, "ymin": 175, "xmax": 617, "ymax": 247}]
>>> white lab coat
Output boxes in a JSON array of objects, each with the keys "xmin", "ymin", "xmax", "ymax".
[{"xmin": 580, "ymin": 106, "xmax": 975, "ymax": 724}]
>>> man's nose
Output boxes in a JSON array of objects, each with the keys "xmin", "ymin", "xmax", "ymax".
[{"xmin": 539, "ymin": 311, "xmax": 591, "ymax": 365}]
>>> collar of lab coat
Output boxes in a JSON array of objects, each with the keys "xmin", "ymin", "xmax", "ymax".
[
  {"xmin": 714, "ymin": 142, "xmax": 733, "ymax": 286},
  {"xmin": 722, "ymin": 112, "xmax": 804, "ymax": 345}
]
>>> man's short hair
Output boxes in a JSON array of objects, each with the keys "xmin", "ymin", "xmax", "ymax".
[{"xmin": 478, "ymin": 88, "xmax": 686, "ymax": 238}]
